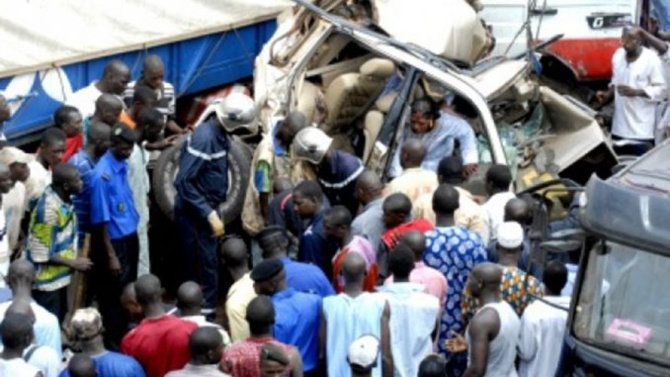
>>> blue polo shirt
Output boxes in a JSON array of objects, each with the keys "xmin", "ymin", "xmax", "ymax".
[
  {"xmin": 59, "ymin": 351, "xmax": 146, "ymax": 377},
  {"xmin": 272, "ymin": 288, "xmax": 322, "ymax": 372},
  {"xmin": 89, "ymin": 151, "xmax": 139, "ymax": 240},
  {"xmin": 282, "ymin": 257, "xmax": 335, "ymax": 298}
]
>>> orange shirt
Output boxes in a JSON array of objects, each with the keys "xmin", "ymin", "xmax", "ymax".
[
  {"xmin": 119, "ymin": 110, "xmax": 137, "ymax": 129},
  {"xmin": 332, "ymin": 236, "xmax": 378, "ymax": 293}
]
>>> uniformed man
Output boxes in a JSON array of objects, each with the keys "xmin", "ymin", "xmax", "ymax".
[
  {"xmin": 174, "ymin": 93, "xmax": 256, "ymax": 318},
  {"xmin": 89, "ymin": 122, "xmax": 139, "ymax": 350}
]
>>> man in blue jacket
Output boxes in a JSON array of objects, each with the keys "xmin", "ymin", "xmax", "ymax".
[{"xmin": 174, "ymin": 94, "xmax": 256, "ymax": 317}]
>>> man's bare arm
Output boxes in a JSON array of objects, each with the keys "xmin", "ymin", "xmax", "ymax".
[{"xmin": 463, "ymin": 308, "xmax": 499, "ymax": 377}]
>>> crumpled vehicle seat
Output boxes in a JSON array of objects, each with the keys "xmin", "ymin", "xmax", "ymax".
[{"xmin": 323, "ymin": 57, "xmax": 396, "ymax": 135}]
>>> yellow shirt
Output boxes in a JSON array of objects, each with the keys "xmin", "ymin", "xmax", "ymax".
[
  {"xmin": 383, "ymin": 167, "xmax": 439, "ymax": 202},
  {"xmin": 413, "ymin": 187, "xmax": 489, "ymax": 244},
  {"xmin": 225, "ymin": 273, "xmax": 257, "ymax": 342}
]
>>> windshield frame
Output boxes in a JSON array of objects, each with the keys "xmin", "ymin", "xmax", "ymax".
[{"xmin": 571, "ymin": 237, "xmax": 670, "ymax": 370}]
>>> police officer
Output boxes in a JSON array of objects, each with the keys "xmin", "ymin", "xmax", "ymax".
[
  {"xmin": 174, "ymin": 93, "xmax": 256, "ymax": 318},
  {"xmin": 89, "ymin": 122, "xmax": 139, "ymax": 350}
]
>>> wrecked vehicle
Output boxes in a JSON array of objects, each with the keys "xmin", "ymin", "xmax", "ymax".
[
  {"xmin": 253, "ymin": 0, "xmax": 618, "ymax": 192},
  {"xmin": 558, "ymin": 141, "xmax": 670, "ymax": 377}
]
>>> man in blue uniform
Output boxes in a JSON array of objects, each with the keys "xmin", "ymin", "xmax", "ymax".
[
  {"xmin": 174, "ymin": 94, "xmax": 256, "ymax": 317},
  {"xmin": 292, "ymin": 127, "xmax": 364, "ymax": 216},
  {"xmin": 89, "ymin": 122, "xmax": 139, "ymax": 350}
]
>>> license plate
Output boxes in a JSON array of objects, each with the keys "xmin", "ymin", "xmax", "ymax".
[{"xmin": 586, "ymin": 13, "xmax": 631, "ymax": 30}]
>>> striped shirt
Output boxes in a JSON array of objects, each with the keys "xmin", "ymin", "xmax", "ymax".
[
  {"xmin": 26, "ymin": 186, "xmax": 78, "ymax": 291},
  {"xmin": 123, "ymin": 80, "xmax": 176, "ymax": 118}
]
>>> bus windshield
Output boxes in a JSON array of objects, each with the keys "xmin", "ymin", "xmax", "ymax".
[{"xmin": 573, "ymin": 241, "xmax": 670, "ymax": 366}]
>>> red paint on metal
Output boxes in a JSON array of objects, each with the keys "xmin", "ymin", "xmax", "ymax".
[{"xmin": 544, "ymin": 38, "xmax": 621, "ymax": 81}]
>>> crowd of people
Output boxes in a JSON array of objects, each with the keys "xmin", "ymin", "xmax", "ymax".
[{"xmin": 0, "ymin": 50, "xmax": 578, "ymax": 377}]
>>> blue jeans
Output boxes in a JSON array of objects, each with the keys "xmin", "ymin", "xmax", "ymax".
[{"xmin": 174, "ymin": 202, "xmax": 219, "ymax": 314}]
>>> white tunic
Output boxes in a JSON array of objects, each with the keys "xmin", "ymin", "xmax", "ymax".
[
  {"xmin": 611, "ymin": 47, "xmax": 667, "ymax": 140},
  {"xmin": 518, "ymin": 296, "xmax": 571, "ymax": 377}
]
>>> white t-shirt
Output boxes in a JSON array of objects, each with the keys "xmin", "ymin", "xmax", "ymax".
[
  {"xmin": 22, "ymin": 345, "xmax": 61, "ymax": 377},
  {"xmin": 611, "ymin": 47, "xmax": 667, "ymax": 140},
  {"xmin": 4, "ymin": 182, "xmax": 26, "ymax": 251},
  {"xmin": 0, "ymin": 301, "xmax": 62, "ymax": 360},
  {"xmin": 0, "ymin": 357, "xmax": 41, "ymax": 377},
  {"xmin": 518, "ymin": 296, "xmax": 571, "ymax": 377},
  {"xmin": 66, "ymin": 82, "xmax": 103, "ymax": 120},
  {"xmin": 482, "ymin": 192, "xmax": 516, "ymax": 241},
  {"xmin": 24, "ymin": 160, "xmax": 51, "ymax": 210}
]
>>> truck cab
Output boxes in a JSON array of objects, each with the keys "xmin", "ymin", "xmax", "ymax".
[
  {"xmin": 560, "ymin": 141, "xmax": 670, "ymax": 376},
  {"xmin": 481, "ymin": 0, "xmax": 640, "ymax": 81}
]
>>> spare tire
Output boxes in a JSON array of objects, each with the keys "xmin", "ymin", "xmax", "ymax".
[{"xmin": 152, "ymin": 136, "xmax": 252, "ymax": 223}]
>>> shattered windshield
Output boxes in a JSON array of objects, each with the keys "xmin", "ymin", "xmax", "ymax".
[{"xmin": 574, "ymin": 241, "xmax": 670, "ymax": 366}]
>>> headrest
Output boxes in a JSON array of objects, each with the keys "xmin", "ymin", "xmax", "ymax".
[{"xmin": 360, "ymin": 58, "xmax": 396, "ymax": 79}]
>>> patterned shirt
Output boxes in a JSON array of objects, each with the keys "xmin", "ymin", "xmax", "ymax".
[
  {"xmin": 222, "ymin": 336, "xmax": 292, "ymax": 377},
  {"xmin": 423, "ymin": 226, "xmax": 486, "ymax": 359},
  {"xmin": 26, "ymin": 186, "xmax": 78, "ymax": 291},
  {"xmin": 461, "ymin": 266, "xmax": 544, "ymax": 324}
]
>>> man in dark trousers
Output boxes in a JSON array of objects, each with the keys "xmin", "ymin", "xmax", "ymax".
[
  {"xmin": 174, "ymin": 93, "xmax": 256, "ymax": 318},
  {"xmin": 89, "ymin": 123, "xmax": 139, "ymax": 350}
]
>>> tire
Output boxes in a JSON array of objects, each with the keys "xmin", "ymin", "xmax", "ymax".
[{"xmin": 152, "ymin": 136, "xmax": 252, "ymax": 223}]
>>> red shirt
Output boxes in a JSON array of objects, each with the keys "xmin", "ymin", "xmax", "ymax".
[
  {"xmin": 121, "ymin": 315, "xmax": 198, "ymax": 377},
  {"xmin": 222, "ymin": 336, "xmax": 292, "ymax": 377},
  {"xmin": 63, "ymin": 134, "xmax": 83, "ymax": 162}
]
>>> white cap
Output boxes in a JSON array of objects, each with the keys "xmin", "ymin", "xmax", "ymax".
[
  {"xmin": 497, "ymin": 221, "xmax": 524, "ymax": 249},
  {"xmin": 213, "ymin": 93, "xmax": 256, "ymax": 133},
  {"xmin": 347, "ymin": 334, "xmax": 380, "ymax": 372},
  {"xmin": 292, "ymin": 127, "xmax": 333, "ymax": 164}
]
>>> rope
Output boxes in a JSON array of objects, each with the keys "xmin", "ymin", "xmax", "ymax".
[{"xmin": 178, "ymin": 31, "xmax": 229, "ymax": 96}]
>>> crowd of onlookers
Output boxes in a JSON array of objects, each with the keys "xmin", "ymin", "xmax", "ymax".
[{"xmin": 0, "ymin": 51, "xmax": 578, "ymax": 377}]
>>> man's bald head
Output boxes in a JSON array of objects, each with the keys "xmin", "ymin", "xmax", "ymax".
[
  {"xmin": 401, "ymin": 230, "xmax": 426, "ymax": 261},
  {"xmin": 504, "ymin": 198, "xmax": 531, "ymax": 225},
  {"xmin": 101, "ymin": 60, "xmax": 130, "ymax": 96},
  {"xmin": 7, "ymin": 259, "xmax": 35, "ymax": 290},
  {"xmin": 472, "ymin": 262, "xmax": 503, "ymax": 284},
  {"xmin": 68, "ymin": 354, "xmax": 97, "ymax": 377},
  {"xmin": 6, "ymin": 298, "xmax": 35, "ymax": 324},
  {"xmin": 176, "ymin": 281, "xmax": 203, "ymax": 315},
  {"xmin": 469, "ymin": 262, "xmax": 503, "ymax": 298},
  {"xmin": 400, "ymin": 139, "xmax": 427, "ymax": 169},
  {"xmin": 189, "ymin": 327, "xmax": 224, "ymax": 364},
  {"xmin": 95, "ymin": 94, "xmax": 123, "ymax": 125},
  {"xmin": 134, "ymin": 274, "xmax": 162, "ymax": 307},
  {"xmin": 276, "ymin": 111, "xmax": 308, "ymax": 148},
  {"xmin": 141, "ymin": 55, "xmax": 165, "ymax": 90},
  {"xmin": 89, "ymin": 121, "xmax": 111, "ymax": 142},
  {"xmin": 432, "ymin": 184, "xmax": 460, "ymax": 216},
  {"xmin": 143, "ymin": 54, "xmax": 165, "ymax": 74},
  {"xmin": 246, "ymin": 295, "xmax": 276, "ymax": 336},
  {"xmin": 342, "ymin": 252, "xmax": 367, "ymax": 286},
  {"xmin": 383, "ymin": 193, "xmax": 412, "ymax": 229},
  {"xmin": 220, "ymin": 237, "xmax": 248, "ymax": 270},
  {"xmin": 356, "ymin": 170, "xmax": 383, "ymax": 193}
]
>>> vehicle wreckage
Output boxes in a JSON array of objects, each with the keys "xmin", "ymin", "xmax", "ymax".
[{"xmin": 253, "ymin": 0, "xmax": 618, "ymax": 196}]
